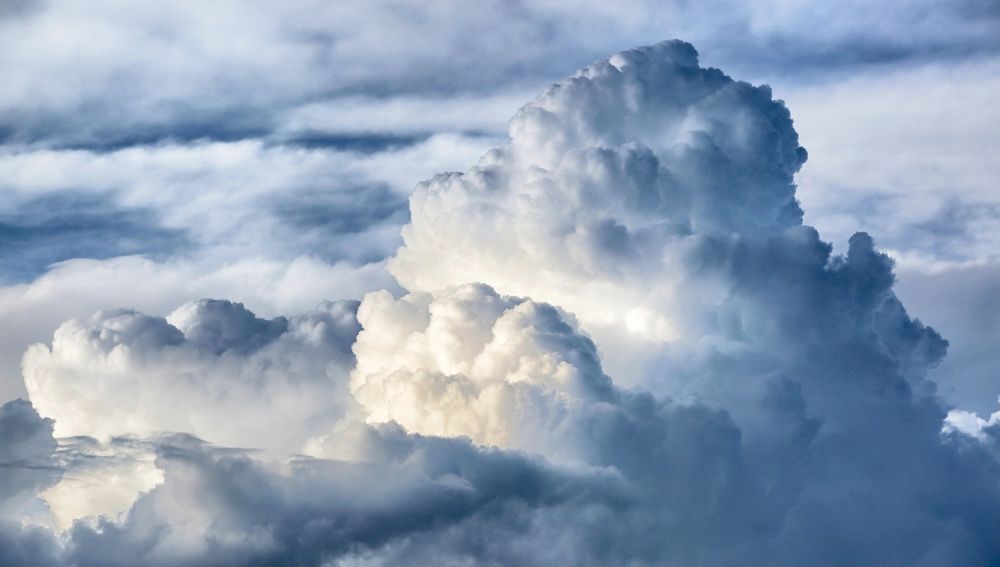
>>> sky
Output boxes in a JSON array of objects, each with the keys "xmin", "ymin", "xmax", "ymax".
[{"xmin": 1, "ymin": 1, "xmax": 1000, "ymax": 565}]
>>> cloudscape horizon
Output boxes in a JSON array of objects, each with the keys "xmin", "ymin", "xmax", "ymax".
[{"xmin": 2, "ymin": 4, "xmax": 1000, "ymax": 565}]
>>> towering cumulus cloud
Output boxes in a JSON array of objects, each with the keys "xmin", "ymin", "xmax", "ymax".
[
  {"xmin": 13, "ymin": 40, "xmax": 1000, "ymax": 565},
  {"xmin": 391, "ymin": 41, "xmax": 807, "ymax": 372}
]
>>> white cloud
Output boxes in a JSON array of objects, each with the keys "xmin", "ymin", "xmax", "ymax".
[
  {"xmin": 23, "ymin": 298, "xmax": 361, "ymax": 455},
  {"xmin": 0, "ymin": 132, "xmax": 496, "ymax": 402},
  {"xmin": 390, "ymin": 40, "xmax": 806, "ymax": 388},
  {"xmin": 41, "ymin": 437, "xmax": 163, "ymax": 531},
  {"xmin": 350, "ymin": 283, "xmax": 615, "ymax": 452},
  {"xmin": 3, "ymin": 0, "xmax": 997, "ymax": 148},
  {"xmin": 0, "ymin": 134, "xmax": 493, "ymax": 265},
  {"xmin": 0, "ymin": 255, "xmax": 394, "ymax": 402}
]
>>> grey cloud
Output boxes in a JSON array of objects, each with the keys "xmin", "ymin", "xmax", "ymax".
[
  {"xmin": 896, "ymin": 263, "xmax": 1000, "ymax": 415},
  {"xmin": 270, "ymin": 183, "xmax": 409, "ymax": 265},
  {"xmin": 0, "ymin": 191, "xmax": 189, "ymax": 284},
  {"xmin": 0, "ymin": 398, "xmax": 59, "ymax": 510},
  {"xmin": 0, "ymin": 523, "xmax": 61, "ymax": 567},
  {"xmin": 273, "ymin": 132, "xmax": 430, "ymax": 153},
  {"xmin": 3, "ymin": 1, "xmax": 1000, "ymax": 150},
  {"xmin": 64, "ymin": 426, "xmax": 625, "ymax": 567},
  {"xmin": 0, "ymin": 398, "xmax": 63, "ymax": 567}
]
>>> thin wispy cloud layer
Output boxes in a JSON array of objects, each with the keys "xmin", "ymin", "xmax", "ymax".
[
  {"xmin": 2, "ymin": 39, "xmax": 1000, "ymax": 566},
  {"xmin": 0, "ymin": 191, "xmax": 188, "ymax": 284},
  {"xmin": 3, "ymin": 0, "xmax": 999, "ymax": 149}
]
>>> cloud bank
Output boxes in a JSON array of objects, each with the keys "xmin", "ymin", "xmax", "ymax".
[{"xmin": 4, "ymin": 40, "xmax": 1000, "ymax": 566}]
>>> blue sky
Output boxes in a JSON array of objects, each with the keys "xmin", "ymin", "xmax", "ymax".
[{"xmin": 2, "ymin": 2, "xmax": 1000, "ymax": 565}]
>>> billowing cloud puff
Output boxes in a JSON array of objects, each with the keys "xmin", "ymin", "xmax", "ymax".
[
  {"xmin": 390, "ymin": 41, "xmax": 807, "ymax": 379},
  {"xmin": 23, "ymin": 299, "xmax": 361, "ymax": 454},
  {"xmin": 351, "ymin": 283, "xmax": 614, "ymax": 450}
]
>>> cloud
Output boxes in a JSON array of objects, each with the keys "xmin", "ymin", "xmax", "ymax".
[
  {"xmin": 390, "ymin": 39, "xmax": 807, "ymax": 385},
  {"xmin": 0, "ymin": 133, "xmax": 495, "ymax": 401},
  {"xmin": 0, "ymin": 254, "xmax": 396, "ymax": 402},
  {"xmin": 62, "ymin": 425, "xmax": 627, "ymax": 567},
  {"xmin": 3, "ymin": 0, "xmax": 998, "ymax": 149},
  {"xmin": 895, "ymin": 263, "xmax": 1000, "ymax": 414},
  {"xmin": 350, "ymin": 283, "xmax": 614, "ymax": 450},
  {"xmin": 0, "ymin": 398, "xmax": 64, "ymax": 566},
  {"xmin": 0, "ymin": 191, "xmax": 189, "ymax": 284},
  {"xmin": 5, "ymin": 0, "xmax": 999, "ymax": 423},
  {"xmin": 784, "ymin": 57, "xmax": 1000, "ymax": 263},
  {"xmin": 6, "ymin": 39, "xmax": 1000, "ymax": 566},
  {"xmin": 376, "ymin": 40, "xmax": 1000, "ymax": 564},
  {"xmin": 23, "ymin": 298, "xmax": 361, "ymax": 455},
  {"xmin": 0, "ymin": 398, "xmax": 59, "ymax": 517}
]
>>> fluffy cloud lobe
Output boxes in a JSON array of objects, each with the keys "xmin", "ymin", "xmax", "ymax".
[
  {"xmin": 10, "ymin": 40, "xmax": 1000, "ymax": 566},
  {"xmin": 23, "ymin": 298, "xmax": 360, "ymax": 454}
]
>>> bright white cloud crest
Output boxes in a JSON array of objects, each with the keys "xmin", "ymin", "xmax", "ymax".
[
  {"xmin": 5, "ymin": 40, "xmax": 1000, "ymax": 566},
  {"xmin": 23, "ymin": 298, "xmax": 360, "ymax": 453},
  {"xmin": 351, "ymin": 283, "xmax": 616, "ymax": 451},
  {"xmin": 391, "ymin": 41, "xmax": 808, "ymax": 383}
]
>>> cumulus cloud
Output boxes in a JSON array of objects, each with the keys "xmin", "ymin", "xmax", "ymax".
[
  {"xmin": 0, "ymin": 133, "xmax": 492, "ymax": 401},
  {"xmin": 23, "ymin": 298, "xmax": 361, "ymax": 454},
  {"xmin": 895, "ymin": 263, "xmax": 1000, "ymax": 414},
  {"xmin": 350, "ymin": 283, "xmax": 614, "ymax": 450},
  {"xmin": 0, "ymin": 253, "xmax": 396, "ymax": 403},
  {"xmin": 4, "ymin": 0, "xmax": 999, "ymax": 416},
  {"xmin": 391, "ymin": 40, "xmax": 808, "ymax": 384},
  {"xmin": 6, "ymin": 39, "xmax": 1000, "ymax": 566},
  {"xmin": 373, "ymin": 40, "xmax": 1000, "ymax": 564}
]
